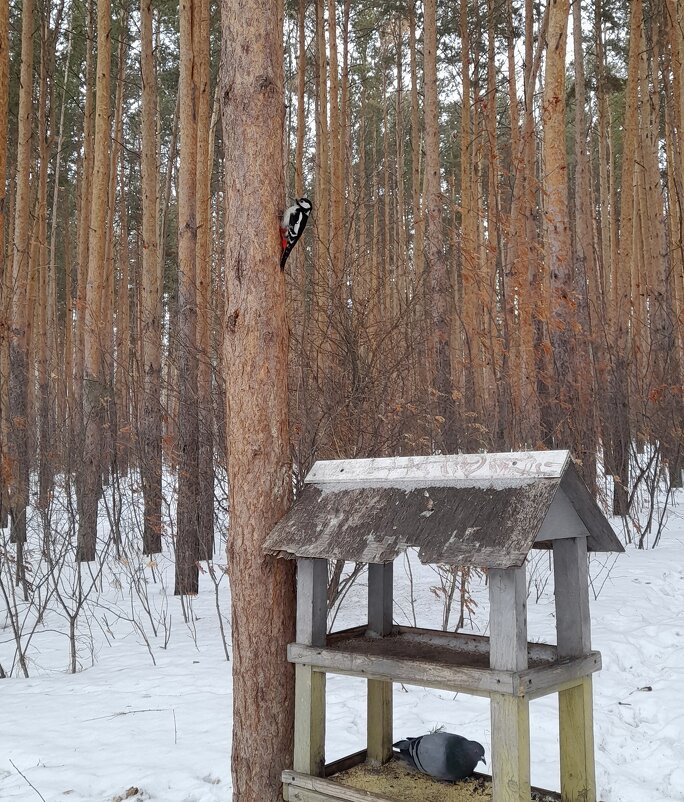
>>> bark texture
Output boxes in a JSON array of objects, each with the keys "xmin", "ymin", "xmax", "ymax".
[
  {"xmin": 175, "ymin": 0, "xmax": 201, "ymax": 594},
  {"xmin": 0, "ymin": 0, "xmax": 11, "ymax": 527},
  {"xmin": 79, "ymin": 0, "xmax": 111, "ymax": 561},
  {"xmin": 140, "ymin": 0, "xmax": 162, "ymax": 554},
  {"xmin": 8, "ymin": 0, "xmax": 34, "ymax": 557},
  {"xmin": 221, "ymin": 0, "xmax": 297, "ymax": 797},
  {"xmin": 542, "ymin": 0, "xmax": 575, "ymax": 448},
  {"xmin": 423, "ymin": 0, "xmax": 454, "ymax": 450}
]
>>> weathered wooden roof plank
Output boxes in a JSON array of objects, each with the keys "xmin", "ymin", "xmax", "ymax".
[{"xmin": 263, "ymin": 451, "xmax": 622, "ymax": 565}]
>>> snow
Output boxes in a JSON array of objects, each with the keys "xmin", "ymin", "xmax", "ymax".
[
  {"xmin": 307, "ymin": 450, "xmax": 570, "ymax": 488},
  {"xmin": 2, "ymin": 487, "xmax": 684, "ymax": 802}
]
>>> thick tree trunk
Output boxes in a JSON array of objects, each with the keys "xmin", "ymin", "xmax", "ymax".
[{"xmin": 221, "ymin": 0, "xmax": 296, "ymax": 797}]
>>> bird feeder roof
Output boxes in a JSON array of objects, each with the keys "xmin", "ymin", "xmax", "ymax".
[{"xmin": 264, "ymin": 451, "xmax": 623, "ymax": 568}]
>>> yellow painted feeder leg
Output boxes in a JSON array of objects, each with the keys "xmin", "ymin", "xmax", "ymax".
[
  {"xmin": 293, "ymin": 664, "xmax": 326, "ymax": 776},
  {"xmin": 367, "ymin": 679, "xmax": 393, "ymax": 765},
  {"xmin": 367, "ymin": 563, "xmax": 394, "ymax": 766},
  {"xmin": 559, "ymin": 677, "xmax": 596, "ymax": 802},
  {"xmin": 491, "ymin": 693, "xmax": 531, "ymax": 802}
]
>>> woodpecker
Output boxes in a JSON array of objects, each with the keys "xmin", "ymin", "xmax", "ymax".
[{"xmin": 280, "ymin": 197, "xmax": 312, "ymax": 270}]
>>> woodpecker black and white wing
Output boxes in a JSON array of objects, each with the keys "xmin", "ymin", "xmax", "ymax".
[{"xmin": 280, "ymin": 198, "xmax": 311, "ymax": 270}]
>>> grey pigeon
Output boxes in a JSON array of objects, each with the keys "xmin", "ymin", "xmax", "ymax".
[{"xmin": 393, "ymin": 731, "xmax": 486, "ymax": 782}]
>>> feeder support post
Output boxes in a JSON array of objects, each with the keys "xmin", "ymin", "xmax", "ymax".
[
  {"xmin": 489, "ymin": 564, "xmax": 531, "ymax": 802},
  {"xmin": 294, "ymin": 558, "xmax": 328, "ymax": 776},
  {"xmin": 367, "ymin": 562, "xmax": 394, "ymax": 765},
  {"xmin": 554, "ymin": 536, "xmax": 596, "ymax": 802}
]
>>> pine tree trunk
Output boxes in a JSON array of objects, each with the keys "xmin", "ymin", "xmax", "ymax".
[
  {"xmin": 519, "ymin": 0, "xmax": 545, "ymax": 444},
  {"xmin": 8, "ymin": 0, "xmax": 34, "ymax": 564},
  {"xmin": 459, "ymin": 0, "xmax": 482, "ymax": 437},
  {"xmin": 195, "ymin": 0, "xmax": 214, "ymax": 560},
  {"xmin": 116, "ymin": 154, "xmax": 130, "ymax": 475},
  {"xmin": 409, "ymin": 1, "xmax": 427, "ymax": 396},
  {"xmin": 79, "ymin": 0, "xmax": 111, "ymax": 561},
  {"xmin": 175, "ymin": 0, "xmax": 201, "ymax": 594},
  {"xmin": 0, "ymin": 0, "xmax": 8, "ymax": 527},
  {"xmin": 293, "ymin": 0, "xmax": 307, "ymax": 313},
  {"xmin": 140, "ymin": 0, "xmax": 163, "ymax": 554},
  {"xmin": 542, "ymin": 0, "xmax": 577, "ymax": 451},
  {"xmin": 594, "ymin": 0, "xmax": 617, "ymax": 487},
  {"xmin": 220, "ymin": 0, "xmax": 296, "ymax": 796},
  {"xmin": 75, "ymin": 0, "xmax": 94, "ymax": 465},
  {"xmin": 611, "ymin": 0, "xmax": 643, "ymax": 515},
  {"xmin": 101, "ymin": 10, "xmax": 128, "ymax": 484},
  {"xmin": 328, "ymin": 0, "xmax": 343, "ymax": 301},
  {"xmin": 571, "ymin": 0, "xmax": 597, "ymax": 489},
  {"xmin": 314, "ymin": 0, "xmax": 330, "ymax": 381},
  {"xmin": 37, "ymin": 20, "xmax": 51, "ymax": 511},
  {"xmin": 49, "ymin": 20, "xmax": 74, "ymax": 469},
  {"xmin": 424, "ymin": 0, "xmax": 454, "ymax": 450},
  {"xmin": 395, "ymin": 26, "xmax": 408, "ymax": 328}
]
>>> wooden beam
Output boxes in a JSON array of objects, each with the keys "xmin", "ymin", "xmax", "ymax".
[
  {"xmin": 283, "ymin": 770, "xmax": 565, "ymax": 802},
  {"xmin": 294, "ymin": 664, "xmax": 326, "ymax": 776},
  {"xmin": 297, "ymin": 558, "xmax": 328, "ymax": 647},
  {"xmin": 490, "ymin": 693, "xmax": 531, "ymax": 802},
  {"xmin": 559, "ymin": 677, "xmax": 597, "ymax": 802},
  {"xmin": 283, "ymin": 770, "xmax": 404, "ymax": 802},
  {"xmin": 288, "ymin": 642, "xmax": 515, "ymax": 696},
  {"xmin": 367, "ymin": 679, "xmax": 393, "ymax": 765},
  {"xmin": 489, "ymin": 565, "xmax": 528, "ymax": 671},
  {"xmin": 553, "ymin": 537, "xmax": 591, "ymax": 658},
  {"xmin": 325, "ymin": 749, "xmax": 368, "ymax": 777},
  {"xmin": 294, "ymin": 559, "xmax": 328, "ymax": 776},
  {"xmin": 515, "ymin": 652, "xmax": 601, "ymax": 698},
  {"xmin": 489, "ymin": 566, "xmax": 531, "ymax": 802},
  {"xmin": 367, "ymin": 563, "xmax": 393, "ymax": 636},
  {"xmin": 553, "ymin": 538, "xmax": 596, "ymax": 802},
  {"xmin": 367, "ymin": 562, "xmax": 393, "ymax": 766},
  {"xmin": 288, "ymin": 789, "xmax": 340, "ymax": 802}
]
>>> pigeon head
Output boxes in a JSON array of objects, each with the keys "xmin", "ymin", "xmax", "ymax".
[{"xmin": 467, "ymin": 740, "xmax": 486, "ymax": 766}]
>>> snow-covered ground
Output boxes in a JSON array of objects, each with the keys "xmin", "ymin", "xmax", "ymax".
[{"xmin": 1, "ymin": 486, "xmax": 683, "ymax": 802}]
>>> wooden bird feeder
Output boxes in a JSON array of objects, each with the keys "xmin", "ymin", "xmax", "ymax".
[{"xmin": 264, "ymin": 450, "xmax": 623, "ymax": 802}]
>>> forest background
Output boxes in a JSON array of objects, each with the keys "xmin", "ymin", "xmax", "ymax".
[
  {"xmin": 2, "ymin": 0, "xmax": 684, "ymax": 579},
  {"xmin": 1, "ymin": 0, "xmax": 683, "ymax": 578}
]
